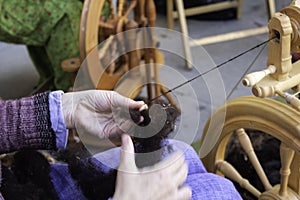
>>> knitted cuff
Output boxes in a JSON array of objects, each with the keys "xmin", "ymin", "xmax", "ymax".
[
  {"xmin": 49, "ymin": 91, "xmax": 68, "ymax": 149},
  {"xmin": 0, "ymin": 92, "xmax": 56, "ymax": 153}
]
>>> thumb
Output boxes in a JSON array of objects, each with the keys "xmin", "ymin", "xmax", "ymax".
[
  {"xmin": 110, "ymin": 91, "xmax": 145, "ymax": 109},
  {"xmin": 119, "ymin": 134, "xmax": 138, "ymax": 172}
]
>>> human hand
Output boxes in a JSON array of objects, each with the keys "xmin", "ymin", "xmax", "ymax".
[
  {"xmin": 62, "ymin": 90, "xmax": 146, "ymax": 139},
  {"xmin": 113, "ymin": 134, "xmax": 192, "ymax": 200}
]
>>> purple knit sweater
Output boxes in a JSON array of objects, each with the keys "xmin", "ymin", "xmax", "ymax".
[
  {"xmin": 0, "ymin": 92, "xmax": 57, "ymax": 153},
  {"xmin": 0, "ymin": 92, "xmax": 65, "ymax": 199}
]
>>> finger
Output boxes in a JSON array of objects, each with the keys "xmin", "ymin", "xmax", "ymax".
[
  {"xmin": 105, "ymin": 117, "xmax": 137, "ymax": 137},
  {"xmin": 110, "ymin": 91, "xmax": 146, "ymax": 109},
  {"xmin": 107, "ymin": 125, "xmax": 124, "ymax": 137},
  {"xmin": 106, "ymin": 124, "xmax": 134, "ymax": 138},
  {"xmin": 118, "ymin": 134, "xmax": 137, "ymax": 172},
  {"xmin": 118, "ymin": 117, "xmax": 137, "ymax": 135},
  {"xmin": 174, "ymin": 162, "xmax": 188, "ymax": 187},
  {"xmin": 130, "ymin": 101, "xmax": 146, "ymax": 110},
  {"xmin": 100, "ymin": 124, "xmax": 122, "ymax": 139},
  {"xmin": 176, "ymin": 186, "xmax": 192, "ymax": 200}
]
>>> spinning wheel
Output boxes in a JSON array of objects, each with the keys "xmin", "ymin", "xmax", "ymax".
[
  {"xmin": 199, "ymin": 1, "xmax": 300, "ymax": 199},
  {"xmin": 78, "ymin": 0, "xmax": 166, "ymax": 100},
  {"xmin": 200, "ymin": 96, "xmax": 300, "ymax": 199},
  {"xmin": 64, "ymin": 0, "xmax": 179, "ymax": 147}
]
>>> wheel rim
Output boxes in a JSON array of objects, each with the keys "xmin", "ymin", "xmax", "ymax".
[{"xmin": 200, "ymin": 96, "xmax": 300, "ymax": 199}]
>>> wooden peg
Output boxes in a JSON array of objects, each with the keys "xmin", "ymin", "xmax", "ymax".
[
  {"xmin": 242, "ymin": 65, "xmax": 276, "ymax": 87},
  {"xmin": 61, "ymin": 57, "xmax": 81, "ymax": 72}
]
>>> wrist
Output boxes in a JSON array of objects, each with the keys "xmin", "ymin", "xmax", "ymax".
[{"xmin": 61, "ymin": 92, "xmax": 74, "ymax": 129}]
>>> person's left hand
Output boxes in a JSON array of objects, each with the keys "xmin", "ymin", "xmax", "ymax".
[
  {"xmin": 113, "ymin": 134, "xmax": 191, "ymax": 200},
  {"xmin": 62, "ymin": 90, "xmax": 146, "ymax": 139}
]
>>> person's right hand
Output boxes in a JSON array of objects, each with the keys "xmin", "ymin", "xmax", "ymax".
[
  {"xmin": 113, "ymin": 134, "xmax": 192, "ymax": 200},
  {"xmin": 62, "ymin": 90, "xmax": 145, "ymax": 139}
]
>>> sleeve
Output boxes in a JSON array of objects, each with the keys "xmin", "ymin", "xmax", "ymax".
[
  {"xmin": 0, "ymin": 92, "xmax": 59, "ymax": 153},
  {"xmin": 48, "ymin": 91, "xmax": 68, "ymax": 149},
  {"xmin": 0, "ymin": 0, "xmax": 65, "ymax": 45}
]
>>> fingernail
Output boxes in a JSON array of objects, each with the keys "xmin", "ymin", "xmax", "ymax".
[
  {"xmin": 121, "ymin": 134, "xmax": 129, "ymax": 145},
  {"xmin": 139, "ymin": 116, "xmax": 144, "ymax": 123},
  {"xmin": 139, "ymin": 104, "xmax": 148, "ymax": 112}
]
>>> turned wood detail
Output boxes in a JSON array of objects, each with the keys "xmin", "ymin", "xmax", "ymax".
[
  {"xmin": 235, "ymin": 128, "xmax": 273, "ymax": 191},
  {"xmin": 215, "ymin": 160, "xmax": 261, "ymax": 197},
  {"xmin": 242, "ymin": 65, "xmax": 276, "ymax": 87},
  {"xmin": 279, "ymin": 143, "xmax": 295, "ymax": 196},
  {"xmin": 118, "ymin": 0, "xmax": 125, "ymax": 17},
  {"xmin": 243, "ymin": 4, "xmax": 300, "ymax": 101}
]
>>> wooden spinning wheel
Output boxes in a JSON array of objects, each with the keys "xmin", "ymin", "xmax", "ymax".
[
  {"xmin": 199, "ymin": 1, "xmax": 300, "ymax": 199},
  {"xmin": 63, "ymin": 0, "xmax": 178, "ymax": 147},
  {"xmin": 200, "ymin": 96, "xmax": 300, "ymax": 199},
  {"xmin": 78, "ymin": 0, "xmax": 167, "ymax": 100}
]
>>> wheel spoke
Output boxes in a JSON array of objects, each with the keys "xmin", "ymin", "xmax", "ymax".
[
  {"xmin": 99, "ymin": 21, "xmax": 114, "ymax": 29},
  {"xmin": 145, "ymin": 0, "xmax": 156, "ymax": 27},
  {"xmin": 123, "ymin": 0, "xmax": 137, "ymax": 18},
  {"xmin": 118, "ymin": 0, "xmax": 125, "ymax": 17},
  {"xmin": 97, "ymin": 35, "xmax": 114, "ymax": 60},
  {"xmin": 216, "ymin": 160, "xmax": 261, "ymax": 198},
  {"xmin": 279, "ymin": 142, "xmax": 295, "ymax": 196},
  {"xmin": 108, "ymin": 0, "xmax": 116, "ymax": 18},
  {"xmin": 236, "ymin": 128, "xmax": 273, "ymax": 191}
]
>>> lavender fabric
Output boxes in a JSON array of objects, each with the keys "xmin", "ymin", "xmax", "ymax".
[
  {"xmin": 50, "ymin": 164, "xmax": 87, "ymax": 200},
  {"xmin": 50, "ymin": 140, "xmax": 242, "ymax": 200},
  {"xmin": 48, "ymin": 90, "xmax": 68, "ymax": 149},
  {"xmin": 187, "ymin": 173, "xmax": 242, "ymax": 200}
]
